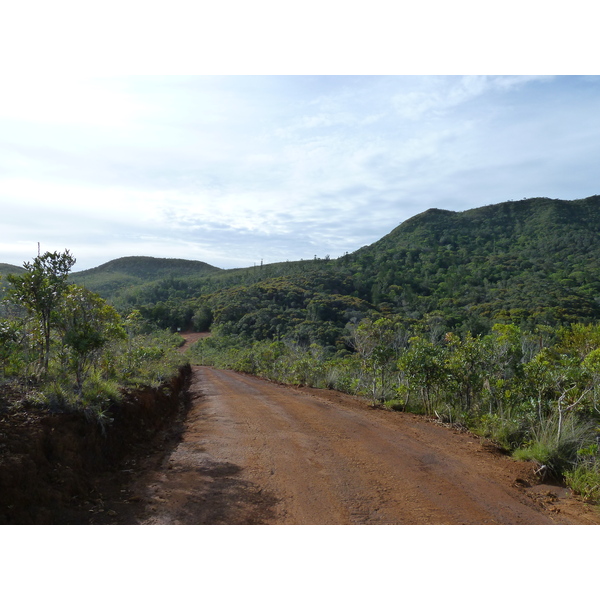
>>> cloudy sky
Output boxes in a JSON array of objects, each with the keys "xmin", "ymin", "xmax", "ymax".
[
  {"xmin": 2, "ymin": 74, "xmax": 599, "ymax": 272},
  {"xmin": 1, "ymin": 0, "xmax": 598, "ymax": 273}
]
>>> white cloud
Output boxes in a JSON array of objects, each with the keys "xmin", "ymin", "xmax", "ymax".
[
  {"xmin": 1, "ymin": 75, "xmax": 599, "ymax": 271},
  {"xmin": 391, "ymin": 76, "xmax": 551, "ymax": 121}
]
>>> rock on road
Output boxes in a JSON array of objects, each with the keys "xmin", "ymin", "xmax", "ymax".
[{"xmin": 100, "ymin": 366, "xmax": 600, "ymax": 525}]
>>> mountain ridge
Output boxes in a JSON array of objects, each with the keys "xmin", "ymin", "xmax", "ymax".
[{"xmin": 67, "ymin": 256, "xmax": 221, "ymax": 299}]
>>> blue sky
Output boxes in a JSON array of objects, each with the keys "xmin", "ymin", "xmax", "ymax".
[
  {"xmin": 1, "ymin": 74, "xmax": 599, "ymax": 272},
  {"xmin": 1, "ymin": 1, "xmax": 598, "ymax": 272}
]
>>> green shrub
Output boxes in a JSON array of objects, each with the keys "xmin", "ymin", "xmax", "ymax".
[
  {"xmin": 565, "ymin": 463, "xmax": 600, "ymax": 503},
  {"xmin": 512, "ymin": 412, "xmax": 597, "ymax": 478},
  {"xmin": 81, "ymin": 372, "xmax": 122, "ymax": 406},
  {"xmin": 383, "ymin": 398, "xmax": 406, "ymax": 411},
  {"xmin": 39, "ymin": 378, "xmax": 76, "ymax": 408},
  {"xmin": 116, "ymin": 331, "xmax": 187, "ymax": 387},
  {"xmin": 472, "ymin": 412, "xmax": 526, "ymax": 450},
  {"xmin": 513, "ymin": 442, "xmax": 553, "ymax": 466}
]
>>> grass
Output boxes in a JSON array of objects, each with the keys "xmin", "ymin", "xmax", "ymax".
[
  {"xmin": 472, "ymin": 411, "xmax": 527, "ymax": 451},
  {"xmin": 565, "ymin": 463, "xmax": 600, "ymax": 503},
  {"xmin": 512, "ymin": 412, "xmax": 597, "ymax": 478}
]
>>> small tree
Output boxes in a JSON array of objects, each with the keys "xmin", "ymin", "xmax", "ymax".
[
  {"xmin": 347, "ymin": 317, "xmax": 399, "ymax": 402},
  {"xmin": 398, "ymin": 335, "xmax": 446, "ymax": 414},
  {"xmin": 444, "ymin": 332, "xmax": 491, "ymax": 412},
  {"xmin": 6, "ymin": 250, "xmax": 76, "ymax": 374},
  {"xmin": 57, "ymin": 285, "xmax": 126, "ymax": 395}
]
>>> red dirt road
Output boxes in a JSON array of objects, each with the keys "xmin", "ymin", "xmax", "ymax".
[{"xmin": 93, "ymin": 366, "xmax": 600, "ymax": 525}]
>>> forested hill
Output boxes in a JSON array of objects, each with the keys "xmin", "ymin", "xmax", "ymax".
[
  {"xmin": 372, "ymin": 195, "xmax": 600, "ymax": 253},
  {"xmin": 69, "ymin": 256, "xmax": 221, "ymax": 299},
  {"xmin": 0, "ymin": 263, "xmax": 26, "ymax": 294},
  {"xmin": 87, "ymin": 194, "xmax": 600, "ymax": 341},
  {"xmin": 345, "ymin": 195, "xmax": 600, "ymax": 331},
  {"xmin": 0, "ymin": 263, "xmax": 25, "ymax": 278}
]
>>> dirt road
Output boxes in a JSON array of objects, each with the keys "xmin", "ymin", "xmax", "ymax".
[{"xmin": 87, "ymin": 366, "xmax": 600, "ymax": 525}]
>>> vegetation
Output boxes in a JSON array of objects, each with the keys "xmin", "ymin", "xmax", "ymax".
[
  {"xmin": 6, "ymin": 250, "xmax": 77, "ymax": 373},
  {"xmin": 0, "ymin": 251, "xmax": 187, "ymax": 423},
  {"xmin": 55, "ymin": 196, "xmax": 600, "ymax": 343},
  {"xmin": 69, "ymin": 256, "xmax": 221, "ymax": 304},
  {"xmin": 187, "ymin": 196, "xmax": 600, "ymax": 498}
]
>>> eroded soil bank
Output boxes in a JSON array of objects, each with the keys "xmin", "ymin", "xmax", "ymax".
[{"xmin": 0, "ymin": 365, "xmax": 191, "ymax": 524}]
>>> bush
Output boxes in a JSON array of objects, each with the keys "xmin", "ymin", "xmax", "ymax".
[
  {"xmin": 512, "ymin": 412, "xmax": 597, "ymax": 478},
  {"xmin": 116, "ymin": 331, "xmax": 187, "ymax": 388},
  {"xmin": 39, "ymin": 378, "xmax": 75, "ymax": 408},
  {"xmin": 81, "ymin": 372, "xmax": 122, "ymax": 406},
  {"xmin": 565, "ymin": 463, "xmax": 600, "ymax": 503},
  {"xmin": 564, "ymin": 442, "xmax": 600, "ymax": 503},
  {"xmin": 472, "ymin": 412, "xmax": 526, "ymax": 450},
  {"xmin": 383, "ymin": 398, "xmax": 406, "ymax": 411}
]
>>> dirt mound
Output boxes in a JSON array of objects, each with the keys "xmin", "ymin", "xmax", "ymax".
[{"xmin": 0, "ymin": 365, "xmax": 191, "ymax": 524}]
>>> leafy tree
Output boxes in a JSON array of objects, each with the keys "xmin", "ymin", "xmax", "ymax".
[
  {"xmin": 556, "ymin": 323, "xmax": 600, "ymax": 360},
  {"xmin": 6, "ymin": 250, "xmax": 76, "ymax": 373},
  {"xmin": 398, "ymin": 335, "xmax": 446, "ymax": 414},
  {"xmin": 347, "ymin": 317, "xmax": 402, "ymax": 401},
  {"xmin": 482, "ymin": 324, "xmax": 525, "ymax": 414},
  {"xmin": 192, "ymin": 305, "xmax": 213, "ymax": 331},
  {"xmin": 56, "ymin": 285, "xmax": 126, "ymax": 394},
  {"xmin": 444, "ymin": 332, "xmax": 492, "ymax": 412}
]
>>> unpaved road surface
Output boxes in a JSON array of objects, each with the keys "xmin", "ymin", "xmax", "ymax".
[{"xmin": 85, "ymin": 366, "xmax": 600, "ymax": 525}]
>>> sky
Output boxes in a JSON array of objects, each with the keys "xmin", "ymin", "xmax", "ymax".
[
  {"xmin": 3, "ymin": 74, "xmax": 599, "ymax": 272},
  {"xmin": 1, "ymin": 3, "xmax": 599, "ymax": 273}
]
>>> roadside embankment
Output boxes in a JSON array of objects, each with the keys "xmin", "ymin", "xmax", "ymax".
[{"xmin": 0, "ymin": 364, "xmax": 192, "ymax": 524}]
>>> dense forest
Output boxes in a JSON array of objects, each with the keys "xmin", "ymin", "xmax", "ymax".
[{"xmin": 3, "ymin": 195, "xmax": 600, "ymax": 502}]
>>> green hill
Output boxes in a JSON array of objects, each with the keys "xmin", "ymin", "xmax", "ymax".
[
  {"xmin": 69, "ymin": 256, "xmax": 222, "ymax": 300},
  {"xmin": 0, "ymin": 263, "xmax": 26, "ymax": 276},
  {"xmin": 127, "ymin": 195, "xmax": 600, "ymax": 340},
  {"xmin": 346, "ymin": 195, "xmax": 600, "ymax": 331},
  {"xmin": 0, "ymin": 263, "xmax": 26, "ymax": 295}
]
